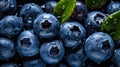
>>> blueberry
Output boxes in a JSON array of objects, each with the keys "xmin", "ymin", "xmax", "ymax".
[
  {"xmin": 23, "ymin": 59, "xmax": 46, "ymax": 67},
  {"xmin": 0, "ymin": 16, "xmax": 23, "ymax": 37},
  {"xmin": 0, "ymin": 0, "xmax": 17, "ymax": 14},
  {"xmin": 0, "ymin": 63, "xmax": 18, "ymax": 67},
  {"xmin": 85, "ymin": 11, "xmax": 107, "ymax": 34},
  {"xmin": 0, "ymin": 38, "xmax": 15, "ymax": 61},
  {"xmin": 65, "ymin": 48, "xmax": 87, "ymax": 67},
  {"xmin": 33, "ymin": 13, "xmax": 60, "ymax": 39},
  {"xmin": 59, "ymin": 21, "xmax": 86, "ymax": 48},
  {"xmin": 40, "ymin": 40, "xmax": 65, "ymax": 64},
  {"xmin": 112, "ymin": 49, "xmax": 120, "ymax": 67},
  {"xmin": 85, "ymin": 32, "xmax": 114, "ymax": 63},
  {"xmin": 71, "ymin": 1, "xmax": 87, "ymax": 21},
  {"xmin": 17, "ymin": 30, "xmax": 40, "ymax": 57},
  {"xmin": 107, "ymin": 1, "xmax": 120, "ymax": 14},
  {"xmin": 20, "ymin": 3, "xmax": 43, "ymax": 29},
  {"xmin": 45, "ymin": 1, "xmax": 57, "ymax": 13}
]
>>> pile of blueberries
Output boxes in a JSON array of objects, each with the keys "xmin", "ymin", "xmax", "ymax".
[{"xmin": 0, "ymin": 0, "xmax": 120, "ymax": 67}]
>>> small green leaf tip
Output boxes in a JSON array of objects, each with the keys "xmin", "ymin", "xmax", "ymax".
[{"xmin": 53, "ymin": 0, "xmax": 76, "ymax": 23}]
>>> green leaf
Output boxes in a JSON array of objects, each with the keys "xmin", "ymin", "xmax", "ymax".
[
  {"xmin": 53, "ymin": 0, "xmax": 76, "ymax": 23},
  {"xmin": 100, "ymin": 10, "xmax": 120, "ymax": 40},
  {"xmin": 85, "ymin": 0, "xmax": 107, "ymax": 9}
]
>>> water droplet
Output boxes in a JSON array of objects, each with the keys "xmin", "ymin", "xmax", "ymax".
[
  {"xmin": 62, "ymin": 5, "xmax": 65, "ymax": 9},
  {"xmin": 115, "ymin": 50, "xmax": 117, "ymax": 52},
  {"xmin": 111, "ymin": 1, "xmax": 114, "ymax": 3},
  {"xmin": 62, "ymin": 14, "xmax": 66, "ymax": 18},
  {"xmin": 117, "ymin": 52, "xmax": 120, "ymax": 56},
  {"xmin": 31, "ymin": 3, "xmax": 35, "ymax": 6},
  {"xmin": 26, "ymin": 6, "xmax": 31, "ymax": 10},
  {"xmin": 87, "ymin": 22, "xmax": 90, "ymax": 25},
  {"xmin": 113, "ymin": 19, "xmax": 117, "ymax": 24},
  {"xmin": 97, "ymin": 45, "xmax": 101, "ymax": 48},
  {"xmin": 113, "ymin": 22, "xmax": 117, "ymax": 24},
  {"xmin": 110, "ymin": 16, "xmax": 112, "ymax": 19},
  {"xmin": 27, "ymin": 17, "xmax": 32, "ymax": 23},
  {"xmin": 93, "ymin": 1, "xmax": 95, "ymax": 4},
  {"xmin": 89, "ymin": 45, "xmax": 93, "ymax": 50},
  {"xmin": 11, "ymin": 5, "xmax": 15, "ymax": 8}
]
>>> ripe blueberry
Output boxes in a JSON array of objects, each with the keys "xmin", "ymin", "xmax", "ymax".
[
  {"xmin": 0, "ymin": 16, "xmax": 23, "ymax": 37},
  {"xmin": 85, "ymin": 32, "xmax": 114, "ymax": 63},
  {"xmin": 20, "ymin": 3, "xmax": 43, "ymax": 29},
  {"xmin": 71, "ymin": 1, "xmax": 87, "ymax": 22},
  {"xmin": 85, "ymin": 11, "xmax": 107, "ymax": 34},
  {"xmin": 59, "ymin": 21, "xmax": 86, "ymax": 48},
  {"xmin": 17, "ymin": 30, "xmax": 40, "ymax": 57},
  {"xmin": 33, "ymin": 13, "xmax": 60, "ymax": 39},
  {"xmin": 40, "ymin": 40, "xmax": 65, "ymax": 64}
]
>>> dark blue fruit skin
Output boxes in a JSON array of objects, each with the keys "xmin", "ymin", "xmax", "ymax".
[
  {"xmin": 0, "ymin": 16, "xmax": 23, "ymax": 37},
  {"xmin": 85, "ymin": 11, "xmax": 107, "ymax": 34},
  {"xmin": 65, "ymin": 48, "xmax": 87, "ymax": 67},
  {"xmin": 0, "ymin": 0, "xmax": 17, "ymax": 14},
  {"xmin": 40, "ymin": 40, "xmax": 65, "ymax": 64},
  {"xmin": 45, "ymin": 1, "xmax": 57, "ymax": 13},
  {"xmin": 71, "ymin": 1, "xmax": 87, "ymax": 22},
  {"xmin": 59, "ymin": 21, "xmax": 86, "ymax": 48},
  {"xmin": 20, "ymin": 3, "xmax": 43, "ymax": 29},
  {"xmin": 112, "ymin": 49, "xmax": 120, "ymax": 67},
  {"xmin": 0, "ymin": 38, "xmax": 15, "ymax": 61},
  {"xmin": 85, "ymin": 32, "xmax": 114, "ymax": 63},
  {"xmin": 0, "ymin": 63, "xmax": 18, "ymax": 67},
  {"xmin": 23, "ymin": 59, "xmax": 46, "ymax": 67},
  {"xmin": 33, "ymin": 13, "xmax": 60, "ymax": 39},
  {"xmin": 17, "ymin": 30, "xmax": 40, "ymax": 57},
  {"xmin": 107, "ymin": 1, "xmax": 120, "ymax": 14}
]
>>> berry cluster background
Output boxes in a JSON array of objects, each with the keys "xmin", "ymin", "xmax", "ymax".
[{"xmin": 0, "ymin": 0, "xmax": 120, "ymax": 67}]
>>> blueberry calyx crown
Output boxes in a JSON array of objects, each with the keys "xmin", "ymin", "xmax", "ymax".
[
  {"xmin": 49, "ymin": 45, "xmax": 60, "ymax": 56},
  {"xmin": 94, "ymin": 14, "xmax": 105, "ymax": 25},
  {"xmin": 20, "ymin": 38, "xmax": 32, "ymax": 48},
  {"xmin": 101, "ymin": 40, "xmax": 111, "ymax": 52},
  {"xmin": 41, "ymin": 20, "xmax": 52, "ymax": 29},
  {"xmin": 70, "ymin": 25, "xmax": 81, "ymax": 36}
]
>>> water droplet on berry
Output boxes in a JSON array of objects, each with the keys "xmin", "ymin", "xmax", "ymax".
[
  {"xmin": 26, "ymin": 6, "xmax": 31, "ymax": 10},
  {"xmin": 117, "ymin": 52, "xmax": 120, "ymax": 56},
  {"xmin": 87, "ymin": 22, "xmax": 90, "ymax": 25},
  {"xmin": 11, "ymin": 5, "xmax": 15, "ymax": 8},
  {"xmin": 27, "ymin": 17, "xmax": 32, "ymax": 23}
]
